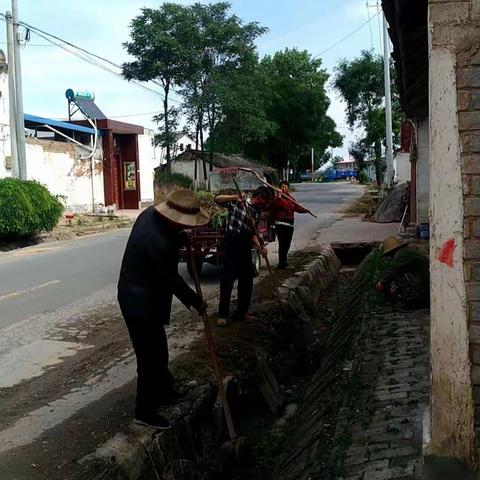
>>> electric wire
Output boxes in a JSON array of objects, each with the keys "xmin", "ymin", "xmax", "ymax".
[{"xmin": 315, "ymin": 11, "xmax": 380, "ymax": 58}]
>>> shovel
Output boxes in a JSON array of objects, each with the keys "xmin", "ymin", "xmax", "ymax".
[{"xmin": 186, "ymin": 241, "xmax": 247, "ymax": 461}]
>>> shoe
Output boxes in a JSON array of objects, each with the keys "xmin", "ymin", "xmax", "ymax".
[
  {"xmin": 159, "ymin": 390, "xmax": 188, "ymax": 405},
  {"xmin": 134, "ymin": 412, "xmax": 172, "ymax": 430},
  {"xmin": 277, "ymin": 264, "xmax": 288, "ymax": 270},
  {"xmin": 217, "ymin": 317, "xmax": 229, "ymax": 327}
]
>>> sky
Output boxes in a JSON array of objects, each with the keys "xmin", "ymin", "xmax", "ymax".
[{"xmin": 0, "ymin": 0, "xmax": 385, "ymax": 159}]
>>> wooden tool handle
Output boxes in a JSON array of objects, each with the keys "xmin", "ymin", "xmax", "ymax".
[{"xmin": 186, "ymin": 241, "xmax": 238, "ymax": 442}]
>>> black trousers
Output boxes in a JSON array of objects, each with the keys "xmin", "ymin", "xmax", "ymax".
[
  {"xmin": 120, "ymin": 307, "xmax": 174, "ymax": 416},
  {"xmin": 219, "ymin": 234, "xmax": 254, "ymax": 318},
  {"xmin": 276, "ymin": 224, "xmax": 294, "ymax": 268}
]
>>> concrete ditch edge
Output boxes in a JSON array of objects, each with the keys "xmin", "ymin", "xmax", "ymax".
[{"xmin": 79, "ymin": 245, "xmax": 344, "ymax": 480}]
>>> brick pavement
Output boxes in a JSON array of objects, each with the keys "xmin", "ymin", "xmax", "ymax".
[{"xmin": 338, "ymin": 309, "xmax": 429, "ymax": 480}]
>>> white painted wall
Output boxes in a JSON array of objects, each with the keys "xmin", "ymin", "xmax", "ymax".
[
  {"xmin": 138, "ymin": 129, "xmax": 156, "ymax": 203},
  {"xmin": 171, "ymin": 157, "xmax": 208, "ymax": 188},
  {"xmin": 394, "ymin": 152, "xmax": 410, "ymax": 184},
  {"xmin": 417, "ymin": 119, "xmax": 430, "ymax": 224},
  {"xmin": 25, "ymin": 138, "xmax": 104, "ymax": 213},
  {"xmin": 428, "ymin": 45, "xmax": 475, "ymax": 463}
]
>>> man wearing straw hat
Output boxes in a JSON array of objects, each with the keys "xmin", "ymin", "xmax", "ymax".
[
  {"xmin": 375, "ymin": 236, "xmax": 430, "ymax": 309},
  {"xmin": 118, "ymin": 189, "xmax": 210, "ymax": 430}
]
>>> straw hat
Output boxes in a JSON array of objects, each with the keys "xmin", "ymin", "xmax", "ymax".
[
  {"xmin": 382, "ymin": 236, "xmax": 408, "ymax": 256},
  {"xmin": 156, "ymin": 189, "xmax": 210, "ymax": 227}
]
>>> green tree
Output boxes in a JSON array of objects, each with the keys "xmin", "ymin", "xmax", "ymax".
[
  {"xmin": 182, "ymin": 2, "xmax": 267, "ymax": 172},
  {"xmin": 349, "ymin": 138, "xmax": 371, "ymax": 172},
  {"xmin": 333, "ymin": 50, "xmax": 401, "ymax": 185},
  {"xmin": 257, "ymin": 48, "xmax": 342, "ymax": 173},
  {"xmin": 206, "ymin": 65, "xmax": 276, "ymax": 155},
  {"xmin": 122, "ymin": 3, "xmax": 196, "ymax": 169}
]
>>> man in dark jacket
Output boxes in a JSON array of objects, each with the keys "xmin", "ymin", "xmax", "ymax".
[{"xmin": 118, "ymin": 189, "xmax": 210, "ymax": 430}]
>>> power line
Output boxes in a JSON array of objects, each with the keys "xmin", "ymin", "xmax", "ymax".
[
  {"xmin": 314, "ymin": 11, "xmax": 381, "ymax": 59},
  {"xmin": 0, "ymin": 41, "xmax": 54, "ymax": 47},
  {"xmin": 377, "ymin": 1, "xmax": 383, "ymax": 53},
  {"xmin": 0, "ymin": 13, "xmax": 182, "ymax": 104},
  {"xmin": 29, "ymin": 28, "xmax": 169, "ymax": 99},
  {"xmin": 366, "ymin": 1, "xmax": 374, "ymax": 50},
  {"xmin": 18, "ymin": 19, "xmax": 180, "ymax": 97}
]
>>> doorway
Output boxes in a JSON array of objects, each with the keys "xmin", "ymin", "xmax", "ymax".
[{"xmin": 114, "ymin": 134, "xmax": 140, "ymax": 210}]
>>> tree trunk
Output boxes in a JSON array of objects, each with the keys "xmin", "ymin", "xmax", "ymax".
[
  {"xmin": 164, "ymin": 82, "xmax": 171, "ymax": 173},
  {"xmin": 374, "ymin": 140, "xmax": 382, "ymax": 187}
]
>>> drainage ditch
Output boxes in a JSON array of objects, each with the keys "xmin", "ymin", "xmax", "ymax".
[{"xmin": 83, "ymin": 244, "xmax": 376, "ymax": 480}]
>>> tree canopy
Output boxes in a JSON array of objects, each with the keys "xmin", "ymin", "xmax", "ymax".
[
  {"xmin": 333, "ymin": 50, "xmax": 401, "ymax": 185},
  {"xmin": 123, "ymin": 3, "xmax": 343, "ymax": 176},
  {"xmin": 123, "ymin": 3, "xmax": 197, "ymax": 167}
]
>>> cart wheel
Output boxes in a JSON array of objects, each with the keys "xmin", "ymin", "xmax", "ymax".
[
  {"xmin": 251, "ymin": 249, "xmax": 260, "ymax": 277},
  {"xmin": 187, "ymin": 256, "xmax": 204, "ymax": 279}
]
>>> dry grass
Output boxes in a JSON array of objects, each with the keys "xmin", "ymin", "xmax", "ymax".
[{"xmin": 343, "ymin": 190, "xmax": 378, "ymax": 218}]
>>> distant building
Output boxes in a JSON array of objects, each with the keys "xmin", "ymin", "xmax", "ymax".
[
  {"xmin": 170, "ymin": 149, "xmax": 277, "ymax": 189},
  {"xmin": 0, "ymin": 78, "xmax": 156, "ymax": 212}
]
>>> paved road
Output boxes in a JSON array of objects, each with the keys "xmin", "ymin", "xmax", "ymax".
[
  {"xmin": 0, "ymin": 183, "xmax": 363, "ymax": 329},
  {"xmin": 0, "ymin": 182, "xmax": 365, "ymax": 479}
]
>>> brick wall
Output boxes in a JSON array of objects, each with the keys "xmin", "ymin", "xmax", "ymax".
[{"xmin": 459, "ymin": 43, "xmax": 480, "ymax": 442}]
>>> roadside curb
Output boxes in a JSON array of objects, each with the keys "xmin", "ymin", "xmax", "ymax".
[{"xmin": 278, "ymin": 244, "xmax": 342, "ymax": 307}]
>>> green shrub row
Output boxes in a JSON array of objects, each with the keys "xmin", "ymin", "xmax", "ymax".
[{"xmin": 0, "ymin": 178, "xmax": 64, "ymax": 240}]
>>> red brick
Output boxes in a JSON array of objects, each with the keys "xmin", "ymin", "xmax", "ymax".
[
  {"xmin": 463, "ymin": 154, "xmax": 480, "ymax": 174},
  {"xmin": 471, "ymin": 263, "xmax": 480, "ymax": 281},
  {"xmin": 471, "ymin": 176, "xmax": 480, "ymax": 194},
  {"xmin": 459, "ymin": 68, "xmax": 480, "ymax": 88},
  {"xmin": 459, "ymin": 112, "xmax": 480, "ymax": 131},
  {"xmin": 471, "ymin": 302, "xmax": 480, "ymax": 322},
  {"xmin": 465, "ymin": 198, "xmax": 480, "ymax": 216},
  {"xmin": 471, "ymin": 344, "xmax": 480, "ymax": 363},
  {"xmin": 473, "ymin": 91, "xmax": 480, "ymax": 110},
  {"xmin": 472, "ymin": 364, "xmax": 480, "ymax": 384},
  {"xmin": 465, "ymin": 240, "xmax": 480, "ymax": 258},
  {"xmin": 459, "ymin": 90, "xmax": 472, "ymax": 111},
  {"xmin": 466, "ymin": 281, "xmax": 480, "ymax": 300},
  {"xmin": 473, "ymin": 220, "xmax": 480, "ymax": 237}
]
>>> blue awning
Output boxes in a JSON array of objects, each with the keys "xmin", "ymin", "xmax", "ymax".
[{"xmin": 24, "ymin": 113, "xmax": 100, "ymax": 136}]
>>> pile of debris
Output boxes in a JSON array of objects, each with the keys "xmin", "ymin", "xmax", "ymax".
[
  {"xmin": 155, "ymin": 183, "xmax": 227, "ymax": 229},
  {"xmin": 372, "ymin": 183, "xmax": 409, "ymax": 223}
]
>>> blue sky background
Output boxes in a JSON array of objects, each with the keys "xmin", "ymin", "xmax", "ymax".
[{"xmin": 0, "ymin": 0, "xmax": 385, "ymax": 159}]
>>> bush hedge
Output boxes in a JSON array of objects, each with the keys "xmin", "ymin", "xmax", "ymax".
[{"xmin": 0, "ymin": 178, "xmax": 64, "ymax": 239}]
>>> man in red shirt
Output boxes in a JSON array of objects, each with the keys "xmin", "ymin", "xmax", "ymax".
[{"xmin": 271, "ymin": 181, "xmax": 308, "ymax": 269}]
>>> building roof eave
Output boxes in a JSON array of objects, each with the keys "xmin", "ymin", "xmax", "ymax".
[{"xmin": 382, "ymin": 0, "xmax": 429, "ymax": 118}]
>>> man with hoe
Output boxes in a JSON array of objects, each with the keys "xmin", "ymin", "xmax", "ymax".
[
  {"xmin": 215, "ymin": 186, "xmax": 273, "ymax": 327},
  {"xmin": 117, "ymin": 189, "xmax": 209, "ymax": 430}
]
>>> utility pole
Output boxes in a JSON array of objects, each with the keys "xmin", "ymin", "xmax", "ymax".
[
  {"xmin": 383, "ymin": 12, "xmax": 394, "ymax": 187},
  {"xmin": 12, "ymin": 0, "xmax": 26, "ymax": 179},
  {"xmin": 5, "ymin": 11, "xmax": 18, "ymax": 178},
  {"xmin": 311, "ymin": 148, "xmax": 315, "ymax": 182}
]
